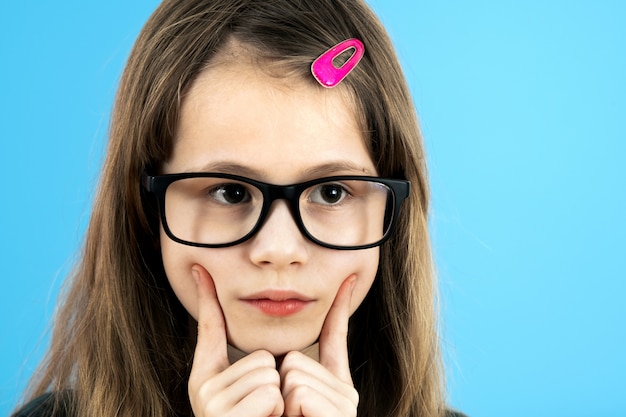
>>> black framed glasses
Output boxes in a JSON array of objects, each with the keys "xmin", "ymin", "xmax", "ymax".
[{"xmin": 142, "ymin": 173, "xmax": 410, "ymax": 250}]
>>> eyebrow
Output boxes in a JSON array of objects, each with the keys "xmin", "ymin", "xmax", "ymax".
[
  {"xmin": 188, "ymin": 160, "xmax": 376, "ymax": 181},
  {"xmin": 188, "ymin": 162, "xmax": 262, "ymax": 178},
  {"xmin": 300, "ymin": 161, "xmax": 376, "ymax": 178}
]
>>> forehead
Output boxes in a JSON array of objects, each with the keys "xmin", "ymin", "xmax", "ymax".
[
  {"xmin": 165, "ymin": 56, "xmax": 375, "ymax": 180},
  {"xmin": 197, "ymin": 39, "xmax": 363, "ymax": 121}
]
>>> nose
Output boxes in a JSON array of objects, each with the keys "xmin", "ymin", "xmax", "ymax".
[{"xmin": 247, "ymin": 200, "xmax": 309, "ymax": 268}]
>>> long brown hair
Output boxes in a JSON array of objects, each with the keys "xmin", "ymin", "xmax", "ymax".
[{"xmin": 18, "ymin": 1, "xmax": 444, "ymax": 416}]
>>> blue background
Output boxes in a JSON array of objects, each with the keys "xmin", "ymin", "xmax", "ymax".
[{"xmin": 1, "ymin": 1, "xmax": 624, "ymax": 416}]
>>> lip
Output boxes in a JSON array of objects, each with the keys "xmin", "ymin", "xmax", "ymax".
[{"xmin": 241, "ymin": 290, "xmax": 313, "ymax": 317}]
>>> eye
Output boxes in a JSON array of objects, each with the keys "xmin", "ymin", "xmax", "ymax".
[
  {"xmin": 309, "ymin": 183, "xmax": 348, "ymax": 205},
  {"xmin": 209, "ymin": 183, "xmax": 251, "ymax": 204}
]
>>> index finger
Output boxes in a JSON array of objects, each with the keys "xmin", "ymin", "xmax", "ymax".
[
  {"xmin": 189, "ymin": 264, "xmax": 230, "ymax": 381},
  {"xmin": 319, "ymin": 274, "xmax": 357, "ymax": 384}
]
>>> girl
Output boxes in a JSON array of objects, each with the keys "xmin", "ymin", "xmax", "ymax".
[{"xmin": 14, "ymin": 1, "xmax": 464, "ymax": 416}]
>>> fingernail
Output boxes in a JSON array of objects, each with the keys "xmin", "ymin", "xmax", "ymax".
[{"xmin": 191, "ymin": 268, "xmax": 200, "ymax": 285}]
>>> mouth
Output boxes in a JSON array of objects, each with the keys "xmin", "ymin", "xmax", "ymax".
[{"xmin": 241, "ymin": 290, "xmax": 314, "ymax": 317}]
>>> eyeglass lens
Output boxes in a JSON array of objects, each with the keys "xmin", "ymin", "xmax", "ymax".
[{"xmin": 163, "ymin": 177, "xmax": 392, "ymax": 247}]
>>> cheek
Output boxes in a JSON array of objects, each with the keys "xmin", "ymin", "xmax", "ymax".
[
  {"xmin": 160, "ymin": 231, "xmax": 201, "ymax": 319},
  {"xmin": 345, "ymin": 247, "xmax": 379, "ymax": 315}
]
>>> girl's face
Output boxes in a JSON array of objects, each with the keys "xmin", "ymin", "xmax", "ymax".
[{"xmin": 160, "ymin": 60, "xmax": 379, "ymax": 356}]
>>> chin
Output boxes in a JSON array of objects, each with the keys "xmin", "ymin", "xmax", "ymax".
[{"xmin": 230, "ymin": 330, "xmax": 319, "ymax": 357}]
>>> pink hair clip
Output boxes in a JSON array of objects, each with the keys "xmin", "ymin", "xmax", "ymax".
[{"xmin": 311, "ymin": 38, "xmax": 365, "ymax": 88}]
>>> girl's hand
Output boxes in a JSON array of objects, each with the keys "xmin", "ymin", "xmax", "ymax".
[
  {"xmin": 188, "ymin": 265, "xmax": 284, "ymax": 417},
  {"xmin": 279, "ymin": 276, "xmax": 359, "ymax": 417}
]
